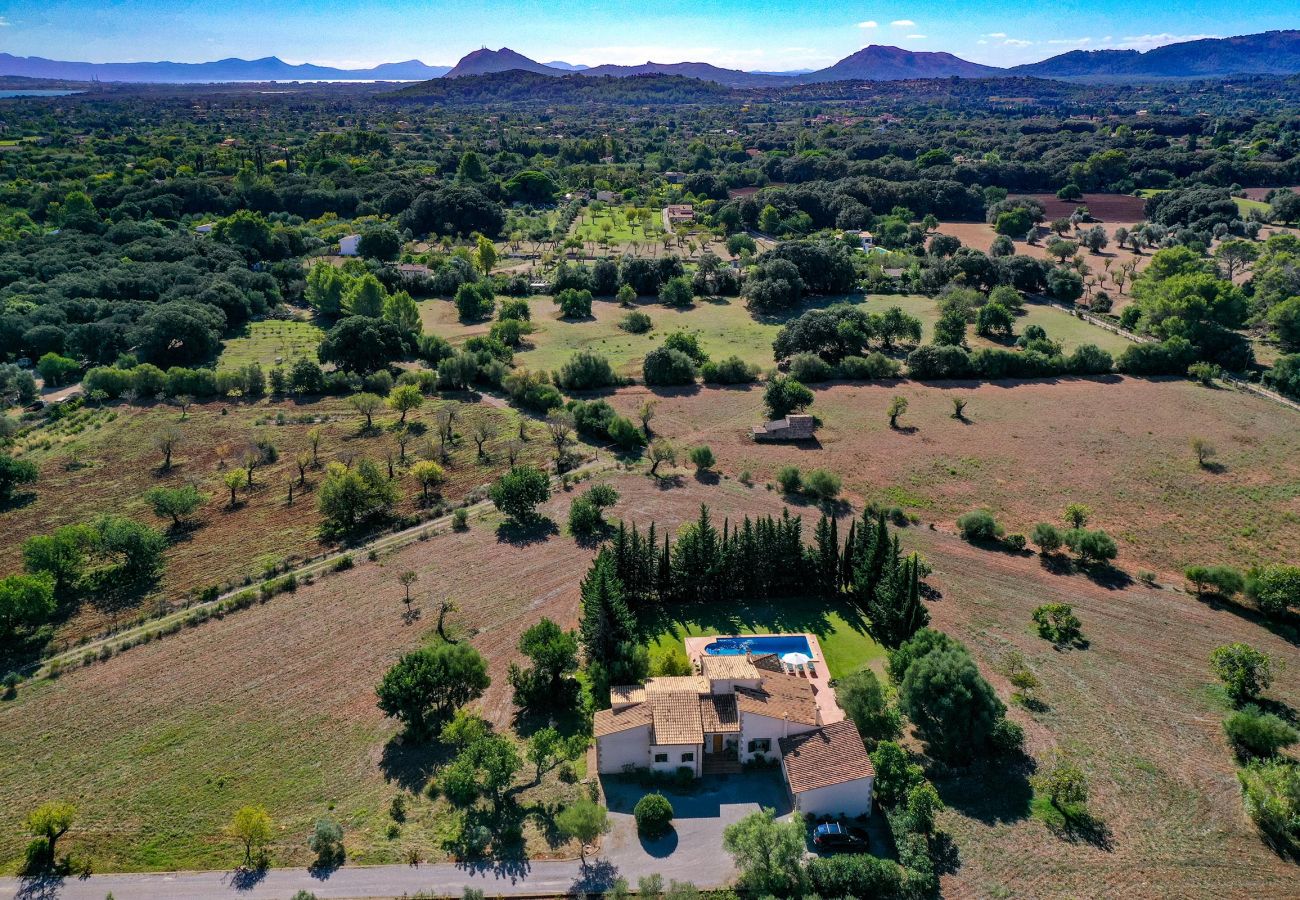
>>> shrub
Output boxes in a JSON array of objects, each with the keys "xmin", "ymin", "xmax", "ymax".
[
  {"xmin": 1238, "ymin": 759, "xmax": 1300, "ymax": 842},
  {"xmin": 568, "ymin": 497, "xmax": 603, "ymax": 536},
  {"xmin": 956, "ymin": 509, "xmax": 1003, "ymax": 542},
  {"xmin": 633, "ymin": 793, "xmax": 674, "ymax": 839},
  {"xmin": 557, "ymin": 350, "xmax": 620, "ymax": 391},
  {"xmin": 642, "ymin": 347, "xmax": 697, "ymax": 386},
  {"xmin": 990, "ymin": 717, "xmax": 1025, "ymax": 756},
  {"xmin": 763, "ymin": 375, "xmax": 813, "ymax": 419},
  {"xmin": 836, "ymin": 669, "xmax": 902, "ymax": 746},
  {"xmin": 1063, "ymin": 528, "xmax": 1118, "ymax": 564},
  {"xmin": 556, "ymin": 288, "xmax": 593, "ymax": 318},
  {"xmin": 607, "ymin": 415, "xmax": 646, "ymax": 450},
  {"xmin": 804, "ymin": 854, "xmax": 905, "ymax": 899},
  {"xmin": 1003, "ymin": 533, "xmax": 1026, "ymax": 551},
  {"xmin": 776, "ymin": 466, "xmax": 802, "ymax": 494},
  {"xmin": 1032, "ymin": 603, "xmax": 1083, "ymax": 645},
  {"xmin": 620, "ymin": 310, "xmax": 652, "ymax": 333},
  {"xmin": 898, "ymin": 645, "xmax": 1006, "ymax": 764},
  {"xmin": 838, "ymin": 352, "xmax": 901, "ymax": 380},
  {"xmin": 658, "ymin": 276, "xmax": 694, "ymax": 308},
  {"xmin": 788, "ymin": 353, "xmax": 834, "ymax": 383},
  {"xmin": 1225, "ymin": 706, "xmax": 1300, "ymax": 759},
  {"xmin": 688, "ymin": 446, "xmax": 715, "ymax": 472},
  {"xmin": 1245, "ymin": 564, "xmax": 1300, "ymax": 618},
  {"xmin": 452, "ymin": 508, "xmax": 469, "ymax": 530},
  {"xmin": 1031, "ymin": 522, "xmax": 1063, "ymax": 554},
  {"xmin": 489, "ymin": 465, "xmax": 551, "ymax": 522},
  {"xmin": 700, "ymin": 356, "xmax": 759, "ymax": 384},
  {"xmin": 1211, "ymin": 642, "xmax": 1275, "ymax": 704},
  {"xmin": 803, "ymin": 468, "xmax": 841, "ymax": 500}
]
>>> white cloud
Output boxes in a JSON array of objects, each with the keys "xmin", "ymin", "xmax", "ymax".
[
  {"xmin": 1047, "ymin": 37, "xmax": 1092, "ymax": 46},
  {"xmin": 983, "ymin": 32, "xmax": 1007, "ymax": 39},
  {"xmin": 891, "ymin": 19, "xmax": 916, "ymax": 28},
  {"xmin": 976, "ymin": 39, "xmax": 988, "ymax": 45},
  {"xmin": 1112, "ymin": 32, "xmax": 1218, "ymax": 51},
  {"xmin": 857, "ymin": 20, "xmax": 878, "ymax": 29},
  {"xmin": 0, "ymin": 17, "xmax": 10, "ymax": 27},
  {"xmin": 905, "ymin": 34, "xmax": 926, "ymax": 40},
  {"xmin": 1003, "ymin": 38, "xmax": 1032, "ymax": 47}
]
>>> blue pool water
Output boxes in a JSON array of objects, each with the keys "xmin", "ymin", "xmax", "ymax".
[{"xmin": 703, "ymin": 634, "xmax": 814, "ymax": 658}]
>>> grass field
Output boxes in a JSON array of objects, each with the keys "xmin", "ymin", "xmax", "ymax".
[
  {"xmin": 5, "ymin": 471, "xmax": 1296, "ymax": 896},
  {"xmin": 0, "ymin": 394, "xmax": 561, "ymax": 644},
  {"xmin": 570, "ymin": 206, "xmax": 656, "ymax": 245},
  {"xmin": 647, "ymin": 602, "xmax": 886, "ymax": 681},
  {"xmin": 607, "ymin": 377, "xmax": 1300, "ymax": 578},
  {"xmin": 217, "ymin": 319, "xmax": 325, "ymax": 370},
  {"xmin": 422, "ymin": 294, "xmax": 786, "ymax": 376},
  {"xmin": 873, "ymin": 295, "xmax": 1133, "ymax": 355},
  {"xmin": 420, "ymin": 293, "xmax": 1131, "ymax": 379}
]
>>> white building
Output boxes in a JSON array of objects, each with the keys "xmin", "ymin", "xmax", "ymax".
[
  {"xmin": 337, "ymin": 234, "xmax": 361, "ymax": 257},
  {"xmin": 594, "ymin": 650, "xmax": 874, "ymax": 813}
]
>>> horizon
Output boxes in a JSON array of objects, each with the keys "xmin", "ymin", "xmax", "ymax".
[{"xmin": 1, "ymin": 0, "xmax": 1294, "ymax": 71}]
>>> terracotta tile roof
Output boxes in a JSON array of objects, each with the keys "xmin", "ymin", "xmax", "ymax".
[
  {"xmin": 750, "ymin": 653, "xmax": 784, "ymax": 673},
  {"xmin": 734, "ymin": 672, "xmax": 820, "ymax": 726},
  {"xmin": 702, "ymin": 655, "xmax": 760, "ymax": 681},
  {"xmin": 650, "ymin": 692, "xmax": 705, "ymax": 745},
  {"xmin": 699, "ymin": 694, "xmax": 740, "ymax": 733},
  {"xmin": 645, "ymin": 676, "xmax": 710, "ymax": 696},
  {"xmin": 593, "ymin": 703, "xmax": 652, "ymax": 737},
  {"xmin": 610, "ymin": 685, "xmax": 646, "ymax": 706},
  {"xmin": 779, "ymin": 720, "xmax": 875, "ymax": 794}
]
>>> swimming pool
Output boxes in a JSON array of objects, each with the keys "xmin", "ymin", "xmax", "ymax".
[{"xmin": 703, "ymin": 634, "xmax": 814, "ymax": 658}]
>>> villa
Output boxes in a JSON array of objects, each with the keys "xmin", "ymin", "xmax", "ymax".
[{"xmin": 594, "ymin": 634, "xmax": 876, "ymax": 817}]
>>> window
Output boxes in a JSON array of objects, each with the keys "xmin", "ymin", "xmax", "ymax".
[
  {"xmin": 654, "ymin": 753, "xmax": 668, "ymax": 763},
  {"xmin": 681, "ymin": 752, "xmax": 694, "ymax": 762},
  {"xmin": 747, "ymin": 738, "xmax": 772, "ymax": 753}
]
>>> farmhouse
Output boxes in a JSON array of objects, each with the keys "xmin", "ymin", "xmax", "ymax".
[
  {"xmin": 752, "ymin": 414, "xmax": 816, "ymax": 442},
  {"xmin": 663, "ymin": 204, "xmax": 695, "ymax": 228},
  {"xmin": 594, "ymin": 647, "xmax": 875, "ymax": 815},
  {"xmin": 337, "ymin": 234, "xmax": 361, "ymax": 257}
]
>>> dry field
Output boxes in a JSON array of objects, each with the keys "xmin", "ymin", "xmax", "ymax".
[
  {"xmin": 0, "ymin": 394, "xmax": 557, "ymax": 644},
  {"xmin": 909, "ymin": 526, "xmax": 1300, "ymax": 899},
  {"xmin": 3, "ymin": 470, "xmax": 1296, "ymax": 897},
  {"xmin": 1011, "ymin": 193, "xmax": 1149, "ymax": 223},
  {"xmin": 0, "ymin": 474, "xmax": 803, "ymax": 873},
  {"xmin": 606, "ymin": 377, "xmax": 1300, "ymax": 578}
]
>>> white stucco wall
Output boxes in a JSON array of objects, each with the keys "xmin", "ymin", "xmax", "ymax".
[
  {"xmin": 789, "ymin": 776, "xmax": 875, "ymax": 818},
  {"xmin": 596, "ymin": 725, "xmax": 650, "ymax": 774},
  {"xmin": 740, "ymin": 712, "xmax": 818, "ymax": 764},
  {"xmin": 650, "ymin": 743, "xmax": 702, "ymax": 777}
]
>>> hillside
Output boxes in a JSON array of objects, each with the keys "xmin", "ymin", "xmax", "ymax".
[
  {"xmin": 443, "ymin": 47, "xmax": 563, "ymax": 78},
  {"xmin": 390, "ymin": 69, "xmax": 733, "ymax": 104},
  {"xmin": 0, "ymin": 53, "xmax": 450, "ymax": 82},
  {"xmin": 1015, "ymin": 30, "xmax": 1300, "ymax": 78},
  {"xmin": 800, "ymin": 45, "xmax": 1001, "ymax": 82}
]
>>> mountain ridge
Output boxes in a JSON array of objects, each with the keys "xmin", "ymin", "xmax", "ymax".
[{"xmin": 4, "ymin": 30, "xmax": 1300, "ymax": 85}]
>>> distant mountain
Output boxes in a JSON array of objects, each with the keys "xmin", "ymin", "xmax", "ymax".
[
  {"xmin": 544, "ymin": 61, "xmax": 589, "ymax": 72},
  {"xmin": 0, "ymin": 53, "xmax": 449, "ymax": 82},
  {"xmin": 444, "ymin": 48, "xmax": 563, "ymax": 78},
  {"xmin": 1013, "ymin": 30, "xmax": 1300, "ymax": 79},
  {"xmin": 580, "ymin": 61, "xmax": 785, "ymax": 88},
  {"xmin": 799, "ymin": 45, "xmax": 1000, "ymax": 82}
]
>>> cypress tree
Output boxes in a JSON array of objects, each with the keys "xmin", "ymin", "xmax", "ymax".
[{"xmin": 579, "ymin": 549, "xmax": 637, "ymax": 666}]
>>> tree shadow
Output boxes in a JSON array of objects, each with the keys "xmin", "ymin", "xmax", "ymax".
[
  {"xmin": 378, "ymin": 734, "xmax": 453, "ymax": 794},
  {"xmin": 931, "ymin": 830, "xmax": 961, "ymax": 876},
  {"xmin": 638, "ymin": 825, "xmax": 680, "ymax": 858},
  {"xmin": 1048, "ymin": 807, "xmax": 1114, "ymax": 851},
  {"xmin": 227, "ymin": 864, "xmax": 269, "ymax": 891},
  {"xmin": 693, "ymin": 470, "xmax": 721, "ymax": 486},
  {"xmin": 1188, "ymin": 591, "xmax": 1300, "ymax": 648},
  {"xmin": 652, "ymin": 473, "xmax": 686, "ymax": 490},
  {"xmin": 13, "ymin": 874, "xmax": 65, "ymax": 900},
  {"xmin": 1199, "ymin": 461, "xmax": 1227, "ymax": 474},
  {"xmin": 569, "ymin": 858, "xmax": 621, "ymax": 895},
  {"xmin": 496, "ymin": 517, "xmax": 559, "ymax": 547},
  {"xmin": 573, "ymin": 520, "xmax": 617, "ymax": 549},
  {"xmin": 0, "ymin": 491, "xmax": 37, "ymax": 513},
  {"xmin": 307, "ymin": 852, "xmax": 345, "ymax": 881},
  {"xmin": 1080, "ymin": 563, "xmax": 1133, "ymax": 591},
  {"xmin": 1037, "ymin": 553, "xmax": 1074, "ymax": 577},
  {"xmin": 934, "ymin": 755, "xmax": 1035, "ymax": 826}
]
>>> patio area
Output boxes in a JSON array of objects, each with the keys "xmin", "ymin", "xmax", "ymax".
[{"xmin": 684, "ymin": 632, "xmax": 844, "ymax": 725}]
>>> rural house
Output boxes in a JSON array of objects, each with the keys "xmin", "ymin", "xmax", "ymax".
[
  {"xmin": 752, "ymin": 414, "xmax": 816, "ymax": 442},
  {"xmin": 594, "ymin": 650, "xmax": 875, "ymax": 815}
]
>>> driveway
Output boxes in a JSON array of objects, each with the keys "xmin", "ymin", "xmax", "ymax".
[{"xmin": 599, "ymin": 769, "xmax": 793, "ymax": 887}]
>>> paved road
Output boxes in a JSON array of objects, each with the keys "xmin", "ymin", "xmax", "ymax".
[{"xmin": 0, "ymin": 772, "xmax": 788, "ymax": 900}]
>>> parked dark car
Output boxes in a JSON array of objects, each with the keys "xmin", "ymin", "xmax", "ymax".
[{"xmin": 812, "ymin": 821, "xmax": 869, "ymax": 851}]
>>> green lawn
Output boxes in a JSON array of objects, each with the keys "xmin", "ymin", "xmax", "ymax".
[
  {"xmin": 646, "ymin": 599, "xmax": 886, "ymax": 680},
  {"xmin": 861, "ymin": 295, "xmax": 1132, "ymax": 355},
  {"xmin": 218, "ymin": 319, "xmax": 325, "ymax": 369},
  {"xmin": 571, "ymin": 206, "xmax": 660, "ymax": 245}
]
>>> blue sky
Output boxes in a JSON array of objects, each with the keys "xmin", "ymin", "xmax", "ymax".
[{"xmin": 1, "ymin": 1, "xmax": 1293, "ymax": 69}]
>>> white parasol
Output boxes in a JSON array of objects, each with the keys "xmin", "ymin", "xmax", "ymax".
[{"xmin": 781, "ymin": 651, "xmax": 812, "ymax": 667}]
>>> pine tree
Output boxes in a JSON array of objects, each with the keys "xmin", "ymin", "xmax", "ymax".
[{"xmin": 579, "ymin": 550, "xmax": 637, "ymax": 666}]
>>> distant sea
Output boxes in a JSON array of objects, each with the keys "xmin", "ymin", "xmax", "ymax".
[{"xmin": 0, "ymin": 90, "xmax": 83, "ymax": 98}]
